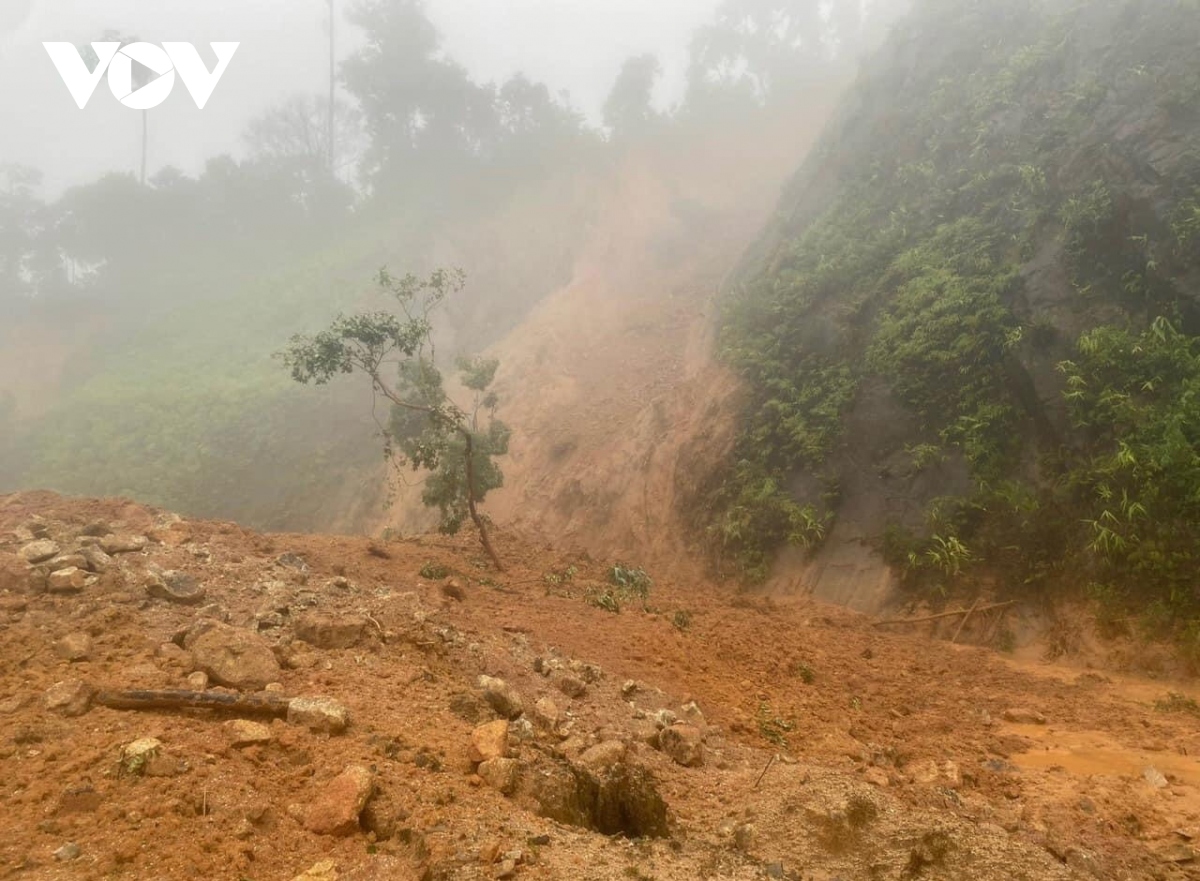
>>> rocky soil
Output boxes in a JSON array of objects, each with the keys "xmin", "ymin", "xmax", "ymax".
[{"xmin": 2, "ymin": 491, "xmax": 1200, "ymax": 880}]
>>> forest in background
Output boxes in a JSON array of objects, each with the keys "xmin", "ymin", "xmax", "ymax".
[{"xmin": 0, "ymin": 0, "xmax": 902, "ymax": 529}]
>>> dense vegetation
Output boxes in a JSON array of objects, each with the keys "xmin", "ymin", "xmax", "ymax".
[{"xmin": 711, "ymin": 0, "xmax": 1200, "ymax": 642}]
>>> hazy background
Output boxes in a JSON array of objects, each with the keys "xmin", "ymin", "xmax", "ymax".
[{"xmin": 0, "ymin": 0, "xmax": 719, "ymax": 191}]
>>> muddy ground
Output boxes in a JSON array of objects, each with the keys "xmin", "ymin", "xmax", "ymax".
[{"xmin": 2, "ymin": 491, "xmax": 1199, "ymax": 880}]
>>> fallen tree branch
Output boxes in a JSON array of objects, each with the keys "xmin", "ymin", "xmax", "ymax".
[
  {"xmin": 873, "ymin": 601, "xmax": 1016, "ymax": 627},
  {"xmin": 93, "ymin": 689, "xmax": 292, "ymax": 716},
  {"xmin": 951, "ymin": 597, "xmax": 983, "ymax": 644}
]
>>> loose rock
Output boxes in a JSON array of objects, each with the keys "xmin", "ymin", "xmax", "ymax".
[
  {"xmin": 47, "ymin": 567, "xmax": 87, "ymax": 594},
  {"xmin": 294, "ymin": 613, "xmax": 367, "ymax": 650},
  {"xmin": 44, "ymin": 680, "xmax": 92, "ymax": 717},
  {"xmin": 54, "ymin": 633, "xmax": 93, "ymax": 663},
  {"xmin": 224, "ymin": 719, "xmax": 273, "ymax": 747},
  {"xmin": 292, "ymin": 861, "xmax": 339, "ymax": 881},
  {"xmin": 1145, "ymin": 766, "xmax": 1170, "ymax": 789},
  {"xmin": 658, "ymin": 724, "xmax": 704, "ymax": 767},
  {"xmin": 478, "ymin": 757, "xmax": 520, "ymax": 795},
  {"xmin": 53, "ymin": 842, "xmax": 81, "ymax": 861},
  {"xmin": 304, "ymin": 765, "xmax": 374, "ymax": 836},
  {"xmin": 288, "ymin": 696, "xmax": 350, "ymax": 734},
  {"xmin": 185, "ymin": 621, "xmax": 281, "ymax": 690},
  {"xmin": 46, "ymin": 554, "xmax": 87, "ymax": 573},
  {"xmin": 78, "ymin": 546, "xmax": 114, "ymax": 573},
  {"xmin": 531, "ymin": 697, "xmax": 561, "ymax": 733},
  {"xmin": 20, "ymin": 540, "xmax": 60, "ymax": 564},
  {"xmin": 578, "ymin": 740, "xmax": 627, "ymax": 774},
  {"xmin": 479, "ymin": 675, "xmax": 524, "ymax": 719},
  {"xmin": 470, "ymin": 720, "xmax": 510, "ymax": 763},
  {"xmin": 557, "ymin": 675, "xmax": 587, "ymax": 699},
  {"xmin": 101, "ymin": 534, "xmax": 149, "ymax": 555},
  {"xmin": 147, "ymin": 571, "xmax": 207, "ymax": 605},
  {"xmin": 1002, "ymin": 708, "xmax": 1047, "ymax": 725}
]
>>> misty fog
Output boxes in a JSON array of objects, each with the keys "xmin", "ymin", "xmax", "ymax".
[{"xmin": 1, "ymin": 0, "xmax": 720, "ymax": 191}]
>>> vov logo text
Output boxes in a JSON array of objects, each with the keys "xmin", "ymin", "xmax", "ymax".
[{"xmin": 43, "ymin": 42, "xmax": 240, "ymax": 110}]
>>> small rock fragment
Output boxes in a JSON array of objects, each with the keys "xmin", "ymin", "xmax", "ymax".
[
  {"xmin": 122, "ymin": 738, "xmax": 163, "ymax": 776},
  {"xmin": 441, "ymin": 579, "xmax": 466, "ymax": 601},
  {"xmin": 224, "ymin": 719, "xmax": 273, "ymax": 747},
  {"xmin": 287, "ymin": 696, "xmax": 350, "ymax": 734},
  {"xmin": 1002, "ymin": 708, "xmax": 1047, "ymax": 725},
  {"xmin": 46, "ymin": 554, "xmax": 88, "ymax": 573},
  {"xmin": 470, "ymin": 720, "xmax": 510, "ymax": 763},
  {"xmin": 53, "ymin": 842, "xmax": 81, "ymax": 861},
  {"xmin": 186, "ymin": 671, "xmax": 209, "ymax": 690},
  {"xmin": 556, "ymin": 675, "xmax": 587, "ymax": 699},
  {"xmin": 44, "ymin": 680, "xmax": 92, "ymax": 717},
  {"xmin": 659, "ymin": 724, "xmax": 704, "ymax": 767},
  {"xmin": 54, "ymin": 633, "xmax": 93, "ymax": 663},
  {"xmin": 478, "ymin": 757, "xmax": 520, "ymax": 795},
  {"xmin": 304, "ymin": 765, "xmax": 374, "ymax": 836},
  {"xmin": 621, "ymin": 680, "xmax": 639, "ymax": 699},
  {"xmin": 865, "ymin": 767, "xmax": 890, "ymax": 787},
  {"xmin": 578, "ymin": 740, "xmax": 627, "ymax": 773},
  {"xmin": 478, "ymin": 675, "xmax": 524, "ymax": 719},
  {"xmin": 531, "ymin": 697, "xmax": 561, "ymax": 733},
  {"xmin": 1145, "ymin": 767, "xmax": 1169, "ymax": 789},
  {"xmin": 294, "ymin": 613, "xmax": 367, "ymax": 650},
  {"xmin": 77, "ymin": 545, "xmax": 114, "ymax": 573},
  {"xmin": 20, "ymin": 540, "xmax": 60, "ymax": 564},
  {"xmin": 292, "ymin": 861, "xmax": 339, "ymax": 881},
  {"xmin": 47, "ymin": 567, "xmax": 87, "ymax": 594},
  {"xmin": 734, "ymin": 823, "xmax": 756, "ymax": 853},
  {"xmin": 101, "ymin": 534, "xmax": 148, "ymax": 555},
  {"xmin": 147, "ymin": 571, "xmax": 207, "ymax": 605}
]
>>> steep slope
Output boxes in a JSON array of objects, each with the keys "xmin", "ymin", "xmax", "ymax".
[
  {"xmin": 454, "ymin": 103, "xmax": 843, "ymax": 578},
  {"xmin": 709, "ymin": 0, "xmax": 1200, "ymax": 619}
]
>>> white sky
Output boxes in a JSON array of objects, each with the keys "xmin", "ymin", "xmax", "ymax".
[{"xmin": 0, "ymin": 0, "xmax": 721, "ymax": 193}]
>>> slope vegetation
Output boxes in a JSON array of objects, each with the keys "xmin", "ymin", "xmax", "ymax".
[{"xmin": 708, "ymin": 0, "xmax": 1200, "ymax": 630}]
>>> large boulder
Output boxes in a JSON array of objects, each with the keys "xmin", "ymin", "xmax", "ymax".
[{"xmin": 184, "ymin": 621, "xmax": 280, "ymax": 691}]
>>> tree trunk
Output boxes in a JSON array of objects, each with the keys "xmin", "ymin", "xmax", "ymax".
[
  {"xmin": 328, "ymin": 0, "xmax": 336, "ymax": 178},
  {"xmin": 141, "ymin": 110, "xmax": 148, "ymax": 186},
  {"xmin": 461, "ymin": 427, "xmax": 504, "ymax": 571}
]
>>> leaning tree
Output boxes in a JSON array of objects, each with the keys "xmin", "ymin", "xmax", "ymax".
[{"xmin": 279, "ymin": 268, "xmax": 509, "ymax": 569}]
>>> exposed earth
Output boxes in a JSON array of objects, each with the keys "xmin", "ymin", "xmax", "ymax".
[{"xmin": 3, "ymin": 491, "xmax": 1200, "ymax": 881}]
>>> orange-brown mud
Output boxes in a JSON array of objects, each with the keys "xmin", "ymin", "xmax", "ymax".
[{"xmin": 2, "ymin": 491, "xmax": 1199, "ymax": 880}]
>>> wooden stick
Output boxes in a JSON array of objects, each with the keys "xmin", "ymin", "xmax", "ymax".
[
  {"xmin": 93, "ymin": 689, "xmax": 292, "ymax": 716},
  {"xmin": 754, "ymin": 754, "xmax": 777, "ymax": 789},
  {"xmin": 873, "ymin": 601, "xmax": 1016, "ymax": 627},
  {"xmin": 951, "ymin": 597, "xmax": 982, "ymax": 644}
]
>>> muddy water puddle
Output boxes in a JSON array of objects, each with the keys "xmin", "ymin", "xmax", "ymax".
[{"xmin": 1010, "ymin": 724, "xmax": 1200, "ymax": 787}]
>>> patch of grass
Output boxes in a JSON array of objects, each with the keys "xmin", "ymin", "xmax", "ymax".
[
  {"xmin": 419, "ymin": 562, "xmax": 451, "ymax": 580},
  {"xmin": 788, "ymin": 660, "xmax": 816, "ymax": 684},
  {"xmin": 756, "ymin": 701, "xmax": 795, "ymax": 747},
  {"xmin": 671, "ymin": 610, "xmax": 693, "ymax": 632},
  {"xmin": 1154, "ymin": 692, "xmax": 1200, "ymax": 715}
]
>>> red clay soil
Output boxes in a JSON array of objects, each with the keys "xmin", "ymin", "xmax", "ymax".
[{"xmin": 2, "ymin": 491, "xmax": 1199, "ymax": 880}]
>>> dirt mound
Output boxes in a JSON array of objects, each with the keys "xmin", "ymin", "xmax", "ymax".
[{"xmin": 1, "ymin": 491, "xmax": 1198, "ymax": 879}]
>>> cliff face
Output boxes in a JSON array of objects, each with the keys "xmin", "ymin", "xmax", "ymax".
[{"xmin": 711, "ymin": 0, "xmax": 1200, "ymax": 616}]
